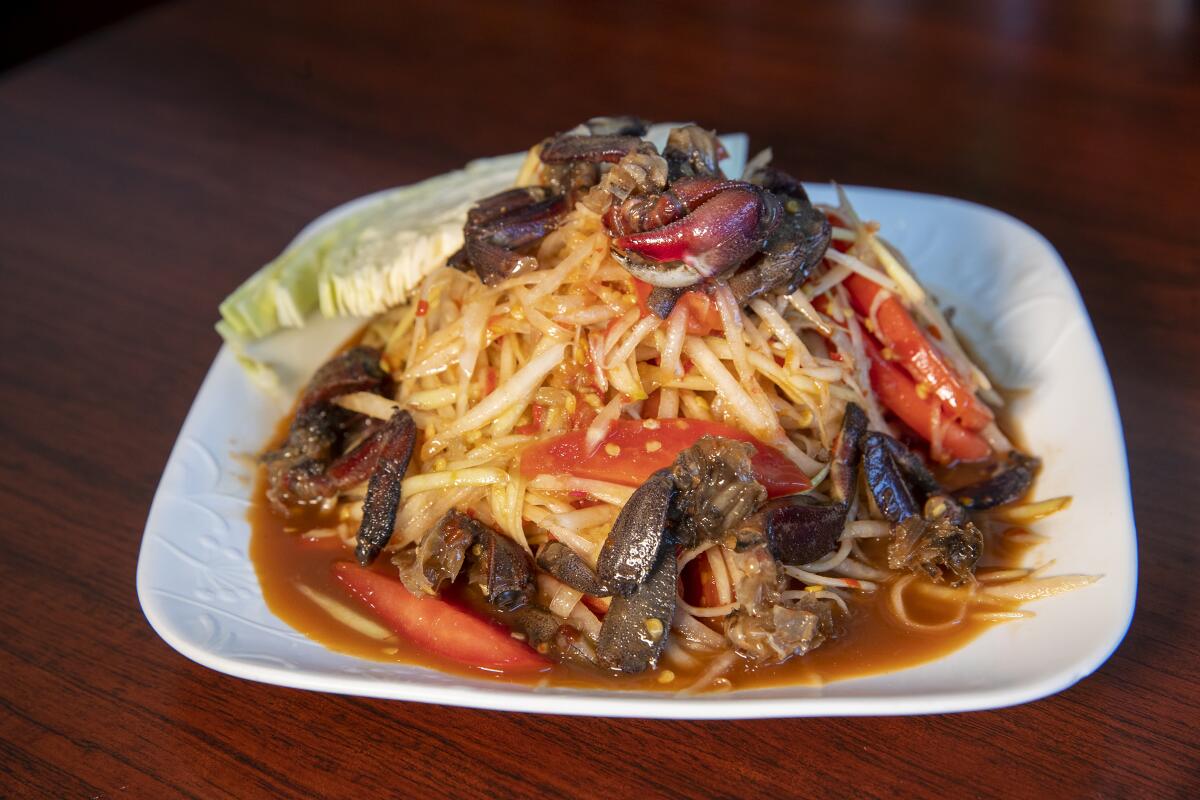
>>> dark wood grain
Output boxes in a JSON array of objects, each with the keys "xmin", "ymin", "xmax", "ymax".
[{"xmin": 2, "ymin": 1, "xmax": 1197, "ymax": 797}]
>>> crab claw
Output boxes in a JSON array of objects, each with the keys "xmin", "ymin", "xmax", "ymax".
[
  {"xmin": 263, "ymin": 347, "xmax": 388, "ymax": 511},
  {"xmin": 613, "ymin": 186, "xmax": 780, "ymax": 288},
  {"xmin": 399, "ymin": 509, "xmax": 535, "ymax": 611},
  {"xmin": 952, "ymin": 451, "xmax": 1041, "ymax": 510},
  {"xmin": 732, "ymin": 405, "xmax": 866, "ymax": 564},
  {"xmin": 468, "ymin": 526, "xmax": 536, "ymax": 612},
  {"xmin": 860, "ymin": 433, "xmax": 985, "ymax": 586},
  {"xmin": 452, "ymin": 187, "xmax": 570, "ymax": 286},
  {"xmin": 876, "ymin": 434, "xmax": 942, "ymax": 496},
  {"xmin": 604, "ymin": 178, "xmax": 744, "ymax": 237},
  {"xmin": 596, "ymin": 544, "xmax": 677, "ymax": 674},
  {"xmin": 727, "ymin": 167, "xmax": 832, "ymax": 303},
  {"xmin": 829, "ymin": 402, "xmax": 868, "ymax": 504}
]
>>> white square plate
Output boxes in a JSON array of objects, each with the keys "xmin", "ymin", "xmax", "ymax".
[{"xmin": 137, "ymin": 177, "xmax": 1136, "ymax": 718}]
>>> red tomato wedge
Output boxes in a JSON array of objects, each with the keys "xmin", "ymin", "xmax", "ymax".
[
  {"xmin": 333, "ymin": 562, "xmax": 548, "ymax": 673},
  {"xmin": 519, "ymin": 418, "xmax": 811, "ymax": 497},
  {"xmin": 845, "ymin": 273, "xmax": 993, "ymax": 431},
  {"xmin": 632, "ymin": 279, "xmax": 724, "ymax": 336},
  {"xmin": 862, "ymin": 337, "xmax": 990, "ymax": 463}
]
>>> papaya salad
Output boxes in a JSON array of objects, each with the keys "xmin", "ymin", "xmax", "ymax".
[{"xmin": 244, "ymin": 117, "xmax": 1094, "ymax": 692}]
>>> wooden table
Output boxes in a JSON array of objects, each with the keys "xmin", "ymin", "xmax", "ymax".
[{"xmin": 2, "ymin": 1, "xmax": 1196, "ymax": 797}]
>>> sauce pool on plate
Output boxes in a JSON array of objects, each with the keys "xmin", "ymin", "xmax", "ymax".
[{"xmin": 249, "ymin": 465, "xmax": 1031, "ymax": 692}]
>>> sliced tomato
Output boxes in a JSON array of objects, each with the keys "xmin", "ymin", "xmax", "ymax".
[
  {"xmin": 845, "ymin": 273, "xmax": 992, "ymax": 431},
  {"xmin": 519, "ymin": 418, "xmax": 810, "ymax": 497},
  {"xmin": 862, "ymin": 337, "xmax": 990, "ymax": 463},
  {"xmin": 632, "ymin": 279, "xmax": 724, "ymax": 336},
  {"xmin": 333, "ymin": 562, "xmax": 548, "ymax": 673}
]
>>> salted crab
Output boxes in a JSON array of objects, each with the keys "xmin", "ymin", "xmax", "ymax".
[
  {"xmin": 448, "ymin": 118, "xmax": 832, "ymax": 314},
  {"xmin": 261, "ymin": 346, "xmax": 417, "ymax": 566}
]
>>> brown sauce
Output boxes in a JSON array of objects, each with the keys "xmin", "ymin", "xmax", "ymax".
[{"xmin": 249, "ymin": 425, "xmax": 1032, "ymax": 693}]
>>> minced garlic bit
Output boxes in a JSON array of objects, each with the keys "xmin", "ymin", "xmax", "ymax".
[
  {"xmin": 915, "ymin": 382, "xmax": 931, "ymax": 399},
  {"xmin": 642, "ymin": 418, "xmax": 661, "ymax": 430},
  {"xmin": 657, "ymin": 670, "xmax": 676, "ymax": 684},
  {"xmin": 604, "ymin": 443, "xmax": 621, "ymax": 456},
  {"xmin": 645, "ymin": 440, "xmax": 662, "ymax": 453},
  {"xmin": 644, "ymin": 617, "xmax": 664, "ymax": 641},
  {"xmin": 805, "ymin": 584, "xmax": 824, "ymax": 593}
]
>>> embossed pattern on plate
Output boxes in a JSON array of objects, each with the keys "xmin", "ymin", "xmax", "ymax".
[{"xmin": 137, "ymin": 183, "xmax": 1136, "ymax": 718}]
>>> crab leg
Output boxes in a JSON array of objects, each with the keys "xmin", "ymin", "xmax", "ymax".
[
  {"xmin": 829, "ymin": 402, "xmax": 867, "ymax": 504},
  {"xmin": 354, "ymin": 409, "xmax": 418, "ymax": 565},
  {"xmin": 862, "ymin": 432, "xmax": 921, "ymax": 524},
  {"xmin": 953, "ymin": 452, "xmax": 1041, "ymax": 510},
  {"xmin": 537, "ymin": 542, "xmax": 610, "ymax": 597}
]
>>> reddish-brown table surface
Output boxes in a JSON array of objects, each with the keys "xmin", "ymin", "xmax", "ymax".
[{"xmin": 2, "ymin": 2, "xmax": 1197, "ymax": 797}]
